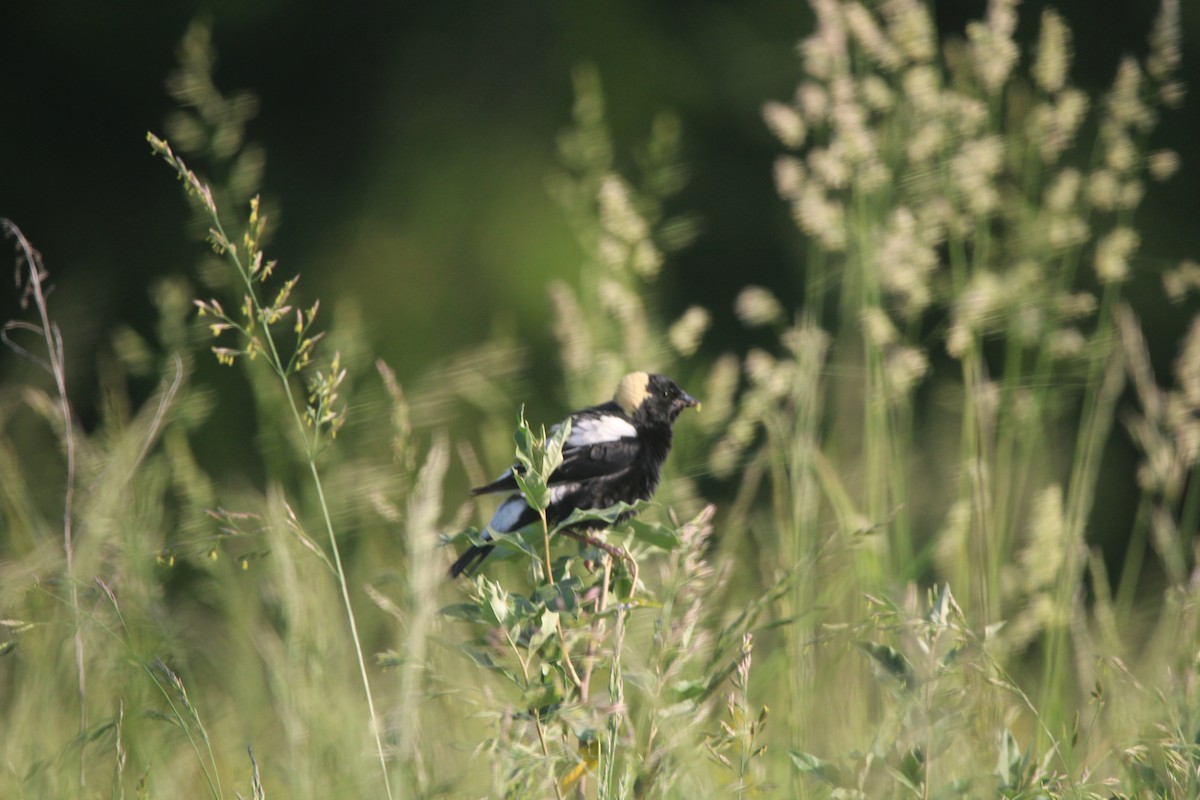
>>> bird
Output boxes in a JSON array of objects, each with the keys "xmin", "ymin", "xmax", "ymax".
[{"xmin": 449, "ymin": 371, "xmax": 699, "ymax": 577}]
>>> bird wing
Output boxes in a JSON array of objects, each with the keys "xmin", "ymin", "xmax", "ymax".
[
  {"xmin": 471, "ymin": 406, "xmax": 639, "ymax": 495},
  {"xmin": 550, "ymin": 412, "xmax": 640, "ymax": 483},
  {"xmin": 471, "ymin": 467, "xmax": 521, "ymax": 496}
]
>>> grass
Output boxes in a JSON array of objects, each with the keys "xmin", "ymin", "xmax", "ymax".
[{"xmin": 3, "ymin": 1, "xmax": 1200, "ymax": 797}]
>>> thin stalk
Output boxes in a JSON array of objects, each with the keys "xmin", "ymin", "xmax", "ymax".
[
  {"xmin": 538, "ymin": 508, "xmax": 584, "ymax": 695},
  {"xmin": 203, "ymin": 209, "xmax": 395, "ymax": 800},
  {"xmin": 991, "ymin": 334, "xmax": 1025, "ymax": 568},
  {"xmin": 540, "ymin": 508, "xmax": 555, "ymax": 582},
  {"xmin": 853, "ymin": 192, "xmax": 890, "ymax": 586},
  {"xmin": 97, "ymin": 578, "xmax": 223, "ymax": 800},
  {"xmin": 1114, "ymin": 494, "xmax": 1153, "ymax": 615},
  {"xmin": 1040, "ymin": 285, "xmax": 1125, "ymax": 743},
  {"xmin": 2, "ymin": 222, "xmax": 86, "ymax": 787},
  {"xmin": 964, "ymin": 342, "xmax": 996, "ymax": 622},
  {"xmin": 310, "ymin": 462, "xmax": 394, "ymax": 796},
  {"xmin": 1179, "ymin": 466, "xmax": 1200, "ymax": 556},
  {"xmin": 506, "ymin": 628, "xmax": 566, "ymax": 800},
  {"xmin": 599, "ymin": 603, "xmax": 626, "ymax": 799},
  {"xmin": 576, "ymin": 556, "xmax": 612, "ymax": 799},
  {"xmin": 535, "ymin": 709, "xmax": 566, "ymax": 800},
  {"xmin": 580, "ymin": 555, "xmax": 612, "ymax": 704}
]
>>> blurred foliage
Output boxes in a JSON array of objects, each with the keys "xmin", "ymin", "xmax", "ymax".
[{"xmin": 3, "ymin": 1, "xmax": 1200, "ymax": 798}]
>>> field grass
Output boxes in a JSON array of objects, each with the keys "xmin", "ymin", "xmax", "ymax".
[{"xmin": 3, "ymin": 1, "xmax": 1200, "ymax": 797}]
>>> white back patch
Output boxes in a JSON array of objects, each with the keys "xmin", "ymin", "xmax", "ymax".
[
  {"xmin": 614, "ymin": 371, "xmax": 650, "ymax": 415},
  {"xmin": 568, "ymin": 414, "xmax": 637, "ymax": 447}
]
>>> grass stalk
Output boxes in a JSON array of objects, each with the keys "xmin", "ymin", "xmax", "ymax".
[
  {"xmin": 146, "ymin": 138, "xmax": 394, "ymax": 800},
  {"xmin": 1, "ymin": 220, "xmax": 86, "ymax": 787}
]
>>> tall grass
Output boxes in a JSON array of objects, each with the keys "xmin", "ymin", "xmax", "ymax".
[{"xmin": 2, "ymin": 1, "xmax": 1199, "ymax": 798}]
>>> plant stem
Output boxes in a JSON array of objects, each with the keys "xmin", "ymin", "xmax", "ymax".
[
  {"xmin": 540, "ymin": 509, "xmax": 555, "ymax": 582},
  {"xmin": 204, "ymin": 207, "xmax": 395, "ymax": 800},
  {"xmin": 311, "ymin": 461, "xmax": 395, "ymax": 799}
]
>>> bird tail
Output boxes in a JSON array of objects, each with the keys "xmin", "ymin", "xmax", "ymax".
[
  {"xmin": 449, "ymin": 543, "xmax": 495, "ymax": 578},
  {"xmin": 449, "ymin": 494, "xmax": 526, "ymax": 577}
]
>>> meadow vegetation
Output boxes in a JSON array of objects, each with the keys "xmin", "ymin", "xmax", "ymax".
[{"xmin": 3, "ymin": 1, "xmax": 1199, "ymax": 797}]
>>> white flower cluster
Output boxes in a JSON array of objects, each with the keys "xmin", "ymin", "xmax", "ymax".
[{"xmin": 761, "ymin": 0, "xmax": 1184, "ymax": 370}]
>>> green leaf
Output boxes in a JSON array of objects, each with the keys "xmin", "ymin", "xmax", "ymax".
[
  {"xmin": 481, "ymin": 579, "xmax": 511, "ymax": 627},
  {"xmin": 858, "ymin": 641, "xmax": 914, "ymax": 689},
  {"xmin": 938, "ymin": 643, "xmax": 965, "ymax": 673},
  {"xmin": 542, "ymin": 418, "xmax": 570, "ymax": 479},
  {"xmin": 513, "ymin": 470, "xmax": 549, "ymax": 512},
  {"xmin": 670, "ymin": 679, "xmax": 709, "ymax": 701},
  {"xmin": 513, "ymin": 407, "xmax": 534, "ymax": 465},
  {"xmin": 488, "ymin": 528, "xmax": 541, "ymax": 561},
  {"xmin": 789, "ymin": 750, "xmax": 840, "ymax": 785},
  {"xmin": 926, "ymin": 583, "xmax": 955, "ymax": 629},
  {"xmin": 532, "ymin": 576, "xmax": 585, "ymax": 615},
  {"xmin": 626, "ymin": 518, "xmax": 680, "ymax": 550},
  {"xmin": 552, "ymin": 501, "xmax": 640, "ymax": 534},
  {"xmin": 526, "ymin": 609, "xmax": 560, "ymax": 651},
  {"xmin": 521, "ymin": 686, "xmax": 564, "ymax": 718},
  {"xmin": 897, "ymin": 746, "xmax": 925, "ymax": 791},
  {"xmin": 439, "ymin": 603, "xmax": 483, "ymax": 623},
  {"xmin": 995, "ymin": 728, "xmax": 1029, "ymax": 789},
  {"xmin": 448, "ymin": 526, "xmax": 487, "ymax": 547},
  {"xmin": 509, "ymin": 409, "xmax": 569, "ymax": 510},
  {"xmin": 459, "ymin": 645, "xmax": 518, "ymax": 682},
  {"xmin": 375, "ymin": 651, "xmax": 403, "ymax": 669}
]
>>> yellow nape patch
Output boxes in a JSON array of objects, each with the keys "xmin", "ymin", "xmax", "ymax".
[{"xmin": 614, "ymin": 371, "xmax": 650, "ymax": 414}]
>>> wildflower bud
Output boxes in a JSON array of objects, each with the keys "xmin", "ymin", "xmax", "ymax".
[
  {"xmin": 762, "ymin": 101, "xmax": 806, "ymax": 149},
  {"xmin": 796, "ymin": 82, "xmax": 828, "ymax": 123},
  {"xmin": 844, "ymin": 3, "xmax": 901, "ymax": 71},
  {"xmin": 1088, "ymin": 169, "xmax": 1120, "ymax": 212},
  {"xmin": 1163, "ymin": 260, "xmax": 1200, "ymax": 303},
  {"xmin": 884, "ymin": 346, "xmax": 929, "ymax": 399},
  {"xmin": 773, "ymin": 156, "xmax": 805, "ymax": 199},
  {"xmin": 1147, "ymin": 149, "xmax": 1180, "ymax": 181},
  {"xmin": 1094, "ymin": 227, "xmax": 1139, "ymax": 283},
  {"xmin": 735, "ymin": 286, "xmax": 785, "ymax": 328},
  {"xmin": 1034, "ymin": 9, "xmax": 1071, "ymax": 94},
  {"xmin": 886, "ymin": 0, "xmax": 935, "ymax": 64},
  {"xmin": 1044, "ymin": 168, "xmax": 1081, "ymax": 212},
  {"xmin": 861, "ymin": 307, "xmax": 897, "ymax": 348},
  {"xmin": 668, "ymin": 306, "xmax": 711, "ymax": 356}
]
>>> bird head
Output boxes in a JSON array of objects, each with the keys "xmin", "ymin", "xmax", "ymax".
[{"xmin": 615, "ymin": 372, "xmax": 700, "ymax": 426}]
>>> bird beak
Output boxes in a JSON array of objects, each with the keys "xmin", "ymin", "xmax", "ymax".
[{"xmin": 678, "ymin": 391, "xmax": 701, "ymax": 413}]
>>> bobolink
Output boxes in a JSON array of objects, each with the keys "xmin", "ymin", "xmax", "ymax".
[{"xmin": 449, "ymin": 372, "xmax": 699, "ymax": 577}]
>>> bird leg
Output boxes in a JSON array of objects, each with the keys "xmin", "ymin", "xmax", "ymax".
[{"xmin": 560, "ymin": 528, "xmax": 639, "ymax": 600}]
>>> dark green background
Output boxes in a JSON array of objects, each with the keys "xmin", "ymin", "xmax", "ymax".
[{"xmin": 2, "ymin": 1, "xmax": 1198, "ymax": 501}]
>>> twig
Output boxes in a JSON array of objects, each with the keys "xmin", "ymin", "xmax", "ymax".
[{"xmin": 559, "ymin": 529, "xmax": 639, "ymax": 600}]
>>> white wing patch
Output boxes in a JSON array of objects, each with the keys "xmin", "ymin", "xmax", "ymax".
[
  {"xmin": 478, "ymin": 412, "xmax": 634, "ymax": 541},
  {"xmin": 549, "ymin": 483, "xmax": 580, "ymax": 505},
  {"xmin": 483, "ymin": 484, "xmax": 580, "ymax": 540},
  {"xmin": 567, "ymin": 414, "xmax": 637, "ymax": 447},
  {"xmin": 485, "ymin": 495, "xmax": 527, "ymax": 538}
]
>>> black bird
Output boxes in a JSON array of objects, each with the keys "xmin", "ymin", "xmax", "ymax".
[{"xmin": 449, "ymin": 372, "xmax": 699, "ymax": 577}]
